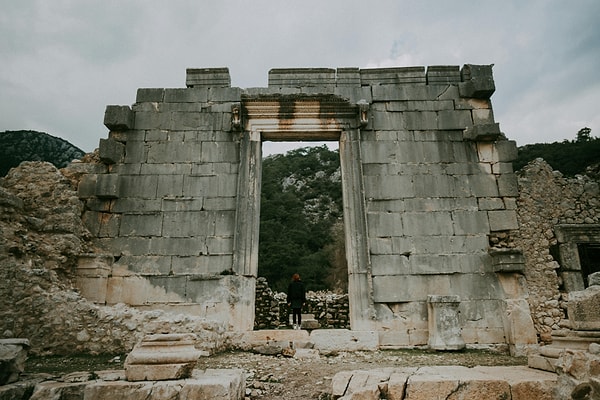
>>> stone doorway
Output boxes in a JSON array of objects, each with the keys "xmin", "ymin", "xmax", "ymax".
[{"xmin": 233, "ymin": 94, "xmax": 374, "ymax": 331}]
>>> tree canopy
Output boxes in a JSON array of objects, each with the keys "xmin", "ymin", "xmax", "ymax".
[{"xmin": 258, "ymin": 145, "xmax": 345, "ymax": 292}]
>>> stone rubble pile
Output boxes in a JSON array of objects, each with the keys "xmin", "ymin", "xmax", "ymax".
[
  {"xmin": 254, "ymin": 277, "xmax": 349, "ymax": 330},
  {"xmin": 0, "ymin": 162, "xmax": 234, "ymax": 356},
  {"xmin": 515, "ymin": 159, "xmax": 600, "ymax": 340}
]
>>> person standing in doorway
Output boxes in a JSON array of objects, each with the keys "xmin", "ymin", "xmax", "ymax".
[{"xmin": 287, "ymin": 273, "xmax": 306, "ymax": 330}]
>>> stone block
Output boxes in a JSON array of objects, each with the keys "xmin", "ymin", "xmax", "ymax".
[
  {"xmin": 171, "ymin": 255, "xmax": 233, "ymax": 275},
  {"xmin": 76, "ymin": 254, "xmax": 113, "ymax": 303},
  {"xmin": 104, "ymin": 105, "xmax": 134, "ymax": 130},
  {"xmin": 164, "ymin": 87, "xmax": 209, "ymax": 103},
  {"xmin": 360, "ymin": 66, "xmax": 426, "ymax": 85},
  {"xmin": 473, "ymin": 366, "xmax": 557, "ymax": 400},
  {"xmin": 147, "ymin": 141, "xmax": 199, "ymax": 163},
  {"xmin": 413, "ymin": 174, "xmax": 470, "ymax": 198},
  {"xmin": 335, "ymin": 67, "xmax": 361, "ymax": 86},
  {"xmin": 119, "ymin": 213, "xmax": 163, "ymax": 237},
  {"xmin": 466, "ymin": 174, "xmax": 499, "ymax": 197},
  {"xmin": 156, "ymin": 175, "xmax": 184, "ymax": 197},
  {"xmin": 427, "ymin": 295, "xmax": 466, "ymax": 350},
  {"xmin": 136, "ymin": 88, "xmax": 165, "ymax": 102},
  {"xmin": 133, "ymin": 109, "xmax": 170, "ymax": 130},
  {"xmin": 364, "ymin": 175, "xmax": 414, "ymax": 199},
  {"xmin": 186, "ymin": 67, "xmax": 230, "ymax": 88},
  {"xmin": 119, "ymin": 175, "xmax": 158, "ymax": 198},
  {"xmin": 0, "ymin": 339, "xmax": 30, "ymax": 385},
  {"xmin": 472, "ymin": 108, "xmax": 494, "ymax": 124},
  {"xmin": 496, "ymin": 139, "xmax": 518, "ymax": 161},
  {"xmin": 463, "ymin": 122, "xmax": 502, "ymax": 141},
  {"xmin": 436, "ymin": 109, "xmax": 473, "ymax": 130},
  {"xmin": 124, "ymin": 333, "xmax": 203, "ymax": 381},
  {"xmin": 459, "ymin": 64, "xmax": 496, "ymax": 99},
  {"xmin": 404, "ymin": 111, "xmax": 437, "ymax": 130},
  {"xmin": 426, "ymin": 65, "xmax": 461, "ymax": 84},
  {"xmin": 99, "ymin": 138, "xmax": 125, "ymax": 164},
  {"xmin": 268, "ymin": 68, "xmax": 335, "ymax": 87},
  {"xmin": 402, "ymin": 211, "xmax": 454, "ymax": 236},
  {"xmin": 568, "ymin": 286, "xmax": 600, "ymax": 330},
  {"xmin": 310, "ymin": 330, "xmax": 378, "ymax": 353},
  {"xmin": 502, "ymin": 299, "xmax": 538, "ymax": 354},
  {"xmin": 113, "ymin": 198, "xmax": 162, "ymax": 213},
  {"xmin": 497, "ymin": 173, "xmax": 519, "ymax": 196},
  {"xmin": 124, "ymin": 140, "xmax": 146, "ymax": 163},
  {"xmin": 371, "ymin": 110, "xmax": 407, "ymax": 130},
  {"xmin": 407, "ymin": 366, "xmax": 510, "ymax": 400},
  {"xmin": 408, "ymin": 253, "xmax": 487, "ymax": 275},
  {"xmin": 118, "ymin": 255, "xmax": 171, "ymax": 276},
  {"xmin": 367, "ymin": 212, "xmax": 403, "ymax": 237},
  {"xmin": 95, "ymin": 174, "xmax": 119, "ymax": 198},
  {"xmin": 371, "ymin": 254, "xmax": 410, "ymax": 275},
  {"xmin": 367, "ymin": 199, "xmax": 405, "ymax": 213},
  {"xmin": 388, "ymin": 369, "xmax": 416, "ymax": 400},
  {"xmin": 452, "ymin": 210, "xmax": 490, "ymax": 234},
  {"xmin": 490, "ymin": 248, "xmax": 525, "ymax": 272},
  {"xmin": 488, "ymin": 210, "xmax": 519, "ymax": 231},
  {"xmin": 374, "ymin": 273, "xmax": 503, "ymax": 302},
  {"xmin": 478, "ymin": 197, "xmax": 505, "ymax": 210}
]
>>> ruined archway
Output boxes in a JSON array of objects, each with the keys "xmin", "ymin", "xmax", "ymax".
[{"xmin": 75, "ymin": 66, "xmax": 538, "ymax": 352}]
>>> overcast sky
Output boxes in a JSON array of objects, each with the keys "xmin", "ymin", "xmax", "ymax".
[{"xmin": 1, "ymin": 1, "xmax": 598, "ymax": 156}]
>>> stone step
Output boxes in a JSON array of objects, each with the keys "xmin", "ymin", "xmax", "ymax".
[
  {"xmin": 3, "ymin": 369, "xmax": 245, "ymax": 400},
  {"xmin": 332, "ymin": 366, "xmax": 557, "ymax": 400}
]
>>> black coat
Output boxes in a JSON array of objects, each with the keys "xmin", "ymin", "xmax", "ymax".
[{"xmin": 287, "ymin": 280, "xmax": 306, "ymax": 309}]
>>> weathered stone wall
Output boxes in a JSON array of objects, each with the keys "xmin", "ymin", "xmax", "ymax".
[
  {"xmin": 3, "ymin": 65, "xmax": 563, "ymax": 354},
  {"xmin": 515, "ymin": 159, "xmax": 600, "ymax": 341},
  {"xmin": 254, "ymin": 277, "xmax": 349, "ymax": 329},
  {"xmin": 71, "ymin": 65, "xmax": 536, "ymax": 350}
]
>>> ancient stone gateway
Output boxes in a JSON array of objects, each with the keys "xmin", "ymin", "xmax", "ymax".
[{"xmin": 78, "ymin": 65, "xmax": 536, "ymax": 351}]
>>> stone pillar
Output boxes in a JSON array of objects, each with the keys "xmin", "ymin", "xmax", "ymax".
[
  {"xmin": 427, "ymin": 295, "xmax": 465, "ymax": 351},
  {"xmin": 340, "ymin": 129, "xmax": 375, "ymax": 331}
]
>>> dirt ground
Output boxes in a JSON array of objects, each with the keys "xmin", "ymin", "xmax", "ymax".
[{"xmin": 27, "ymin": 348, "xmax": 526, "ymax": 400}]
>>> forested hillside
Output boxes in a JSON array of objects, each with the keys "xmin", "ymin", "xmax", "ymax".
[
  {"xmin": 0, "ymin": 130, "xmax": 85, "ymax": 176},
  {"xmin": 513, "ymin": 128, "xmax": 600, "ymax": 176},
  {"xmin": 258, "ymin": 146, "xmax": 346, "ymax": 293}
]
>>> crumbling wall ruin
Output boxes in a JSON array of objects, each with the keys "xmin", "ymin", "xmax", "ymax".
[
  {"xmin": 71, "ymin": 65, "xmax": 537, "ymax": 351},
  {"xmin": 0, "ymin": 161, "xmax": 233, "ymax": 355},
  {"xmin": 515, "ymin": 159, "xmax": 600, "ymax": 342}
]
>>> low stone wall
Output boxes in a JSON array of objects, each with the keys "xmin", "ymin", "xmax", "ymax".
[{"xmin": 254, "ymin": 277, "xmax": 350, "ymax": 330}]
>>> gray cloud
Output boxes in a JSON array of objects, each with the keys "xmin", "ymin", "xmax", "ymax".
[{"xmin": 1, "ymin": 0, "xmax": 598, "ymax": 154}]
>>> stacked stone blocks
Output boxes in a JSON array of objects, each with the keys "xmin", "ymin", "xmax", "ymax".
[{"xmin": 76, "ymin": 65, "xmax": 531, "ymax": 350}]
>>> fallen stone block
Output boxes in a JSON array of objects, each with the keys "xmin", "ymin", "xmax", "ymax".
[
  {"xmin": 124, "ymin": 333, "xmax": 203, "ymax": 381},
  {"xmin": 0, "ymin": 338, "xmax": 30, "ymax": 385},
  {"xmin": 29, "ymin": 369, "xmax": 245, "ymax": 400}
]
